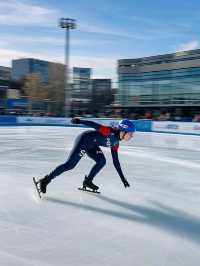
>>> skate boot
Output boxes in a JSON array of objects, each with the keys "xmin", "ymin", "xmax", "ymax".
[
  {"xmin": 39, "ymin": 175, "xmax": 51, "ymax": 193},
  {"xmin": 83, "ymin": 176, "xmax": 99, "ymax": 191}
]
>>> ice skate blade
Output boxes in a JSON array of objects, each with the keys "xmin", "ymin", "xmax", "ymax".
[
  {"xmin": 78, "ymin": 187, "xmax": 100, "ymax": 194},
  {"xmin": 33, "ymin": 177, "xmax": 42, "ymax": 198}
]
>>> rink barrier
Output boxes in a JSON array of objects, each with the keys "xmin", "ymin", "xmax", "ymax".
[
  {"xmin": 0, "ymin": 115, "xmax": 17, "ymax": 125},
  {"xmin": 0, "ymin": 116, "xmax": 200, "ymax": 135},
  {"xmin": 0, "ymin": 116, "xmax": 151, "ymax": 132},
  {"xmin": 152, "ymin": 121, "xmax": 200, "ymax": 135}
]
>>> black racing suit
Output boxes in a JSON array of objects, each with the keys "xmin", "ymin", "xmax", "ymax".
[{"xmin": 48, "ymin": 119, "xmax": 126, "ymax": 184}]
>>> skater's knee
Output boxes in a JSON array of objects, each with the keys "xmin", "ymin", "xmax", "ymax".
[
  {"xmin": 99, "ymin": 157, "xmax": 106, "ymax": 167},
  {"xmin": 66, "ymin": 162, "xmax": 76, "ymax": 170}
]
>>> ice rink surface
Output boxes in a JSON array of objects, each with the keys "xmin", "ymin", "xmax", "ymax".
[{"xmin": 0, "ymin": 126, "xmax": 200, "ymax": 266}]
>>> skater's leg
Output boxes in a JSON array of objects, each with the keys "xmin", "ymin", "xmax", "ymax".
[
  {"xmin": 86, "ymin": 147, "xmax": 106, "ymax": 181},
  {"xmin": 48, "ymin": 145, "xmax": 86, "ymax": 180},
  {"xmin": 39, "ymin": 134, "xmax": 87, "ymax": 194},
  {"xmin": 39, "ymin": 149, "xmax": 83, "ymax": 193},
  {"xmin": 46, "ymin": 133, "xmax": 87, "ymax": 181}
]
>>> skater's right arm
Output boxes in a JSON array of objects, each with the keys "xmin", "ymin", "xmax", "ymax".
[
  {"xmin": 111, "ymin": 147, "xmax": 130, "ymax": 188},
  {"xmin": 71, "ymin": 118, "xmax": 112, "ymax": 136}
]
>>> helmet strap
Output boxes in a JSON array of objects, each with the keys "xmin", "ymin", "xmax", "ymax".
[{"xmin": 120, "ymin": 132, "xmax": 127, "ymax": 140}]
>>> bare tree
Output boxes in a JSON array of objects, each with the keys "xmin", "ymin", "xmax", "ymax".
[
  {"xmin": 45, "ymin": 63, "xmax": 65, "ymax": 115},
  {"xmin": 43, "ymin": 81, "xmax": 65, "ymax": 115},
  {"xmin": 22, "ymin": 64, "xmax": 65, "ymax": 116},
  {"xmin": 23, "ymin": 74, "xmax": 48, "ymax": 113}
]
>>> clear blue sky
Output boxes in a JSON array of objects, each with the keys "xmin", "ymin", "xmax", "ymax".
[{"xmin": 1, "ymin": 0, "xmax": 200, "ymax": 80}]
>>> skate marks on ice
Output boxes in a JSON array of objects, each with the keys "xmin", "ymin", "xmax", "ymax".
[
  {"xmin": 31, "ymin": 190, "xmax": 41, "ymax": 204},
  {"xmin": 120, "ymin": 146, "xmax": 200, "ymax": 170},
  {"xmin": 44, "ymin": 194, "xmax": 200, "ymax": 245},
  {"xmin": 0, "ymin": 249, "xmax": 50, "ymax": 266}
]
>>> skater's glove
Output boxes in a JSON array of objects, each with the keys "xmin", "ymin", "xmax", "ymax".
[
  {"xmin": 71, "ymin": 117, "xmax": 81, "ymax": 124},
  {"xmin": 121, "ymin": 177, "xmax": 130, "ymax": 188}
]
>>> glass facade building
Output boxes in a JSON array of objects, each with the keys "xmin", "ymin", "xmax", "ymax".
[
  {"xmin": 72, "ymin": 67, "xmax": 91, "ymax": 99},
  {"xmin": 0, "ymin": 66, "xmax": 11, "ymax": 111},
  {"xmin": 0, "ymin": 66, "xmax": 11, "ymax": 81},
  {"xmin": 12, "ymin": 59, "xmax": 49, "ymax": 82},
  {"xmin": 118, "ymin": 49, "xmax": 200, "ymax": 107},
  {"xmin": 71, "ymin": 67, "xmax": 92, "ymax": 115},
  {"xmin": 91, "ymin": 79, "xmax": 112, "ymax": 113}
]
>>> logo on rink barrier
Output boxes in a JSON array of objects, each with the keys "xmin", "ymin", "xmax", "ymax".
[
  {"xmin": 194, "ymin": 125, "xmax": 200, "ymax": 131},
  {"xmin": 152, "ymin": 121, "xmax": 200, "ymax": 135},
  {"xmin": 166, "ymin": 124, "xmax": 179, "ymax": 130}
]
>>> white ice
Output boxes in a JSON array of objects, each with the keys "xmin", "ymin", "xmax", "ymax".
[{"xmin": 0, "ymin": 126, "xmax": 200, "ymax": 266}]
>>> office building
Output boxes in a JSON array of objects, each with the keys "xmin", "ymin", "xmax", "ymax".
[
  {"xmin": 118, "ymin": 49, "xmax": 200, "ymax": 118},
  {"xmin": 91, "ymin": 79, "xmax": 112, "ymax": 114},
  {"xmin": 72, "ymin": 67, "xmax": 92, "ymax": 114},
  {"xmin": 12, "ymin": 58, "xmax": 65, "ymax": 83},
  {"xmin": 72, "ymin": 67, "xmax": 92, "ymax": 99},
  {"xmin": 0, "ymin": 66, "xmax": 11, "ymax": 112}
]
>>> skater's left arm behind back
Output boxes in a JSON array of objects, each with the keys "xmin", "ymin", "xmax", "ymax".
[{"xmin": 72, "ymin": 118, "xmax": 112, "ymax": 137}]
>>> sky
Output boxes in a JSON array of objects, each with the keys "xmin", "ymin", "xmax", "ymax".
[{"xmin": 1, "ymin": 0, "xmax": 200, "ymax": 80}]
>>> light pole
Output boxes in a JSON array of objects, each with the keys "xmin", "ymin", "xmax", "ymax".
[{"xmin": 59, "ymin": 18, "xmax": 76, "ymax": 117}]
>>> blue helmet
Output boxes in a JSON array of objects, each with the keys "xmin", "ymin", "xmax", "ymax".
[{"xmin": 118, "ymin": 119, "xmax": 136, "ymax": 133}]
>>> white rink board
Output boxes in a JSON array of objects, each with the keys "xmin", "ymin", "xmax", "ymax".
[
  {"xmin": 152, "ymin": 121, "xmax": 200, "ymax": 135},
  {"xmin": 131, "ymin": 131, "xmax": 200, "ymax": 151}
]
